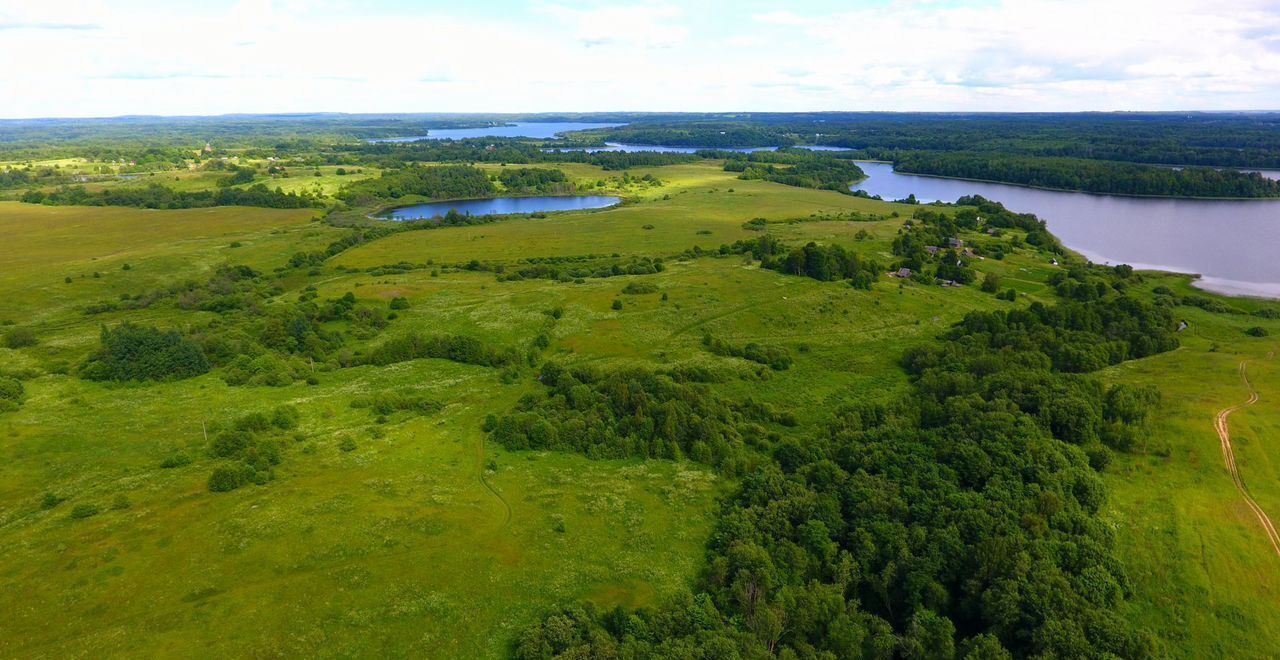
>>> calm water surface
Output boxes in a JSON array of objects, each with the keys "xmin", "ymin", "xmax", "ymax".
[
  {"xmin": 369, "ymin": 122, "xmax": 624, "ymax": 143},
  {"xmin": 852, "ymin": 161, "xmax": 1280, "ymax": 298},
  {"xmin": 547, "ymin": 143, "xmax": 848, "ymax": 153},
  {"xmin": 378, "ymin": 195, "xmax": 619, "ymax": 221}
]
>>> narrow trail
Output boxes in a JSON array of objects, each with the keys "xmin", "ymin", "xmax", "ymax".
[
  {"xmin": 477, "ymin": 434, "xmax": 512, "ymax": 530},
  {"xmin": 1213, "ymin": 355, "xmax": 1280, "ymax": 558}
]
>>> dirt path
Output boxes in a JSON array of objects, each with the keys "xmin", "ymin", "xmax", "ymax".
[
  {"xmin": 1213, "ymin": 356, "xmax": 1280, "ymax": 558},
  {"xmin": 477, "ymin": 433, "xmax": 512, "ymax": 530}
]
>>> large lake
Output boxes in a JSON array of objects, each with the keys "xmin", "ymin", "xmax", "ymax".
[
  {"xmin": 378, "ymin": 195, "xmax": 619, "ymax": 221},
  {"xmin": 851, "ymin": 161, "xmax": 1280, "ymax": 298},
  {"xmin": 547, "ymin": 143, "xmax": 849, "ymax": 153},
  {"xmin": 369, "ymin": 122, "xmax": 624, "ymax": 143}
]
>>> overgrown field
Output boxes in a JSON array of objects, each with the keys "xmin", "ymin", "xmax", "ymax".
[{"xmin": 0, "ymin": 161, "xmax": 1277, "ymax": 657}]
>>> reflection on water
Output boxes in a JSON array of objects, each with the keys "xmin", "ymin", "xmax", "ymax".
[
  {"xmin": 368, "ymin": 122, "xmax": 625, "ymax": 143},
  {"xmin": 852, "ymin": 161, "xmax": 1280, "ymax": 298},
  {"xmin": 377, "ymin": 195, "xmax": 619, "ymax": 221}
]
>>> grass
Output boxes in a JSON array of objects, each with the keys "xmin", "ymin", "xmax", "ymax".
[
  {"xmin": 1096, "ymin": 274, "xmax": 1280, "ymax": 657},
  {"xmin": 1, "ymin": 161, "xmax": 1279, "ymax": 656},
  {"xmin": 334, "ymin": 162, "xmax": 898, "ymax": 267}
]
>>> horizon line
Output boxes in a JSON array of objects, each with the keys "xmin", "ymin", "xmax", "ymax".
[{"xmin": 3, "ymin": 109, "xmax": 1280, "ymax": 123}]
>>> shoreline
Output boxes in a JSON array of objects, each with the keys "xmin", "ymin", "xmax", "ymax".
[
  {"xmin": 883, "ymin": 166, "xmax": 1280, "ymax": 202},
  {"xmin": 367, "ymin": 193, "xmax": 623, "ymax": 221}
]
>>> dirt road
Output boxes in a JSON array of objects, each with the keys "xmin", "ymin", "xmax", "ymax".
[{"xmin": 1214, "ymin": 357, "xmax": 1280, "ymax": 558}]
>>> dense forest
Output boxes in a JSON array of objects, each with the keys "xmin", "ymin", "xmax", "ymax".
[
  {"xmin": 511, "ymin": 274, "xmax": 1175, "ymax": 658},
  {"xmin": 19, "ymin": 183, "xmax": 319, "ymax": 209},
  {"xmin": 347, "ymin": 139, "xmax": 700, "ymax": 171},
  {"xmin": 590, "ymin": 112, "xmax": 1280, "ymax": 168},
  {"xmin": 497, "ymin": 167, "xmax": 572, "ymax": 194},
  {"xmin": 338, "ymin": 164, "xmax": 495, "ymax": 204},
  {"xmin": 723, "ymin": 152, "xmax": 866, "ymax": 193},
  {"xmin": 894, "ymin": 153, "xmax": 1280, "ymax": 198}
]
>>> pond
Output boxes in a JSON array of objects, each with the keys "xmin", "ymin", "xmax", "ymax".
[
  {"xmin": 851, "ymin": 161, "xmax": 1280, "ymax": 298},
  {"xmin": 377, "ymin": 195, "xmax": 620, "ymax": 221},
  {"xmin": 368, "ymin": 122, "xmax": 625, "ymax": 143}
]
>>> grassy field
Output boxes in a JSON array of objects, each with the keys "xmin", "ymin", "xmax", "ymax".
[
  {"xmin": 1097, "ymin": 275, "xmax": 1280, "ymax": 657},
  {"xmin": 335, "ymin": 162, "xmax": 893, "ymax": 266},
  {"xmin": 1, "ymin": 161, "xmax": 1278, "ymax": 656}
]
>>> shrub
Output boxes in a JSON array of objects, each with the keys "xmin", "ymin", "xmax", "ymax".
[
  {"xmin": 221, "ymin": 354, "xmax": 300, "ymax": 387},
  {"xmin": 0, "ymin": 377, "xmax": 23, "ymax": 403},
  {"xmin": 208, "ymin": 464, "xmax": 251, "ymax": 492},
  {"xmin": 366, "ymin": 333, "xmax": 516, "ymax": 368},
  {"xmin": 981, "ymin": 272, "xmax": 1001, "ymax": 293},
  {"xmin": 3, "ymin": 327, "xmax": 37, "ymax": 349},
  {"xmin": 620, "ymin": 282, "xmax": 659, "ymax": 295},
  {"xmin": 1246, "ymin": 326, "xmax": 1269, "ymax": 337},
  {"xmin": 389, "ymin": 296, "xmax": 410, "ymax": 310},
  {"xmin": 703, "ymin": 334, "xmax": 793, "ymax": 370},
  {"xmin": 81, "ymin": 323, "xmax": 209, "ymax": 382},
  {"xmin": 350, "ymin": 392, "xmax": 441, "ymax": 417},
  {"xmin": 160, "ymin": 452, "xmax": 193, "ymax": 468},
  {"xmin": 69, "ymin": 503, "xmax": 101, "ymax": 519},
  {"xmin": 339, "ymin": 437, "xmax": 357, "ymax": 452},
  {"xmin": 611, "ymin": 299, "xmax": 623, "ymax": 311},
  {"xmin": 40, "ymin": 492, "xmax": 64, "ymax": 509},
  {"xmin": 271, "ymin": 405, "xmax": 300, "ymax": 430}
]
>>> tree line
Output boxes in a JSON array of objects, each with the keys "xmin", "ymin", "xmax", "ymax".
[
  {"xmin": 727, "ymin": 155, "xmax": 866, "ymax": 193},
  {"xmin": 894, "ymin": 152, "xmax": 1280, "ymax": 198},
  {"xmin": 338, "ymin": 164, "xmax": 495, "ymax": 204},
  {"xmin": 20, "ymin": 183, "xmax": 319, "ymax": 209}
]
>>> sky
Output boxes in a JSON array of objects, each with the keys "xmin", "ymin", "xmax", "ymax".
[{"xmin": 2, "ymin": 0, "xmax": 1279, "ymax": 118}]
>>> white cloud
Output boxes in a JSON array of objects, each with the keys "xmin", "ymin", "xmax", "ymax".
[
  {"xmin": 751, "ymin": 10, "xmax": 810, "ymax": 26},
  {"xmin": 0, "ymin": 0, "xmax": 1277, "ymax": 116},
  {"xmin": 538, "ymin": 3, "xmax": 688, "ymax": 48}
]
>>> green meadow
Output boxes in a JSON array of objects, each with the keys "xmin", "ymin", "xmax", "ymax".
[{"xmin": 1, "ymin": 160, "xmax": 1278, "ymax": 656}]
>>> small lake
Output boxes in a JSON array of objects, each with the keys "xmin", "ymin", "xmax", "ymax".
[
  {"xmin": 851, "ymin": 161, "xmax": 1280, "ymax": 298},
  {"xmin": 368, "ymin": 122, "xmax": 624, "ymax": 143},
  {"xmin": 378, "ymin": 195, "xmax": 619, "ymax": 221}
]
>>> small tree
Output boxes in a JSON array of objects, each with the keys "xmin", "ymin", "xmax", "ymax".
[
  {"xmin": 3, "ymin": 326, "xmax": 36, "ymax": 349},
  {"xmin": 208, "ymin": 465, "xmax": 248, "ymax": 492}
]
